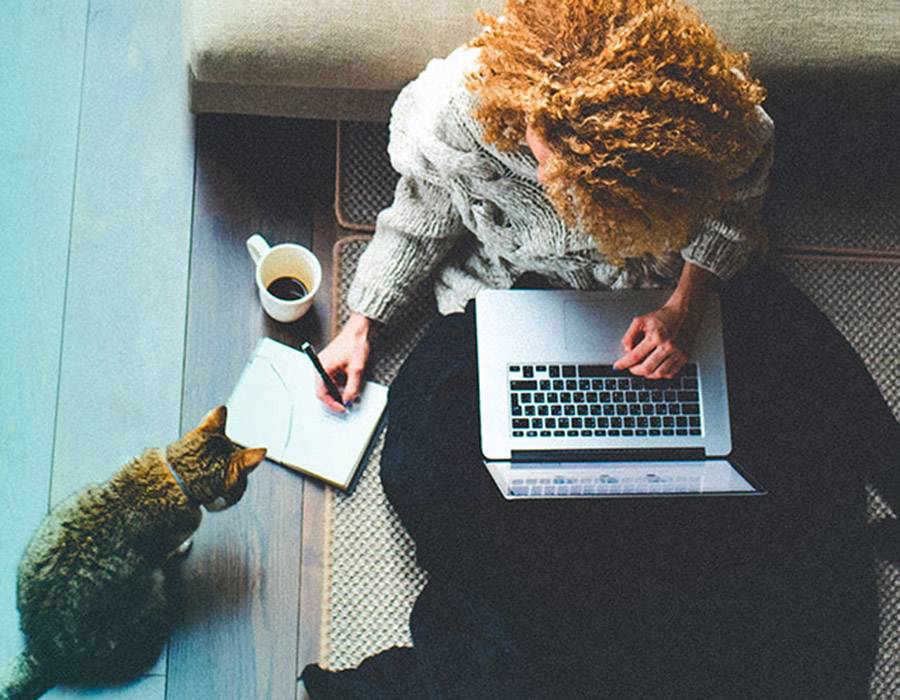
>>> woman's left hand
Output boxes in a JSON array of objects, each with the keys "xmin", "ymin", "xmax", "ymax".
[
  {"xmin": 613, "ymin": 302, "xmax": 703, "ymax": 379},
  {"xmin": 613, "ymin": 262, "xmax": 714, "ymax": 379}
]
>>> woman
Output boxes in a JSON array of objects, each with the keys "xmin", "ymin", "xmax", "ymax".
[
  {"xmin": 316, "ymin": 0, "xmax": 772, "ymax": 411},
  {"xmin": 304, "ymin": 0, "xmax": 890, "ymax": 697}
]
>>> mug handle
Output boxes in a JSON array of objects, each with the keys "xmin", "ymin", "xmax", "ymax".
[{"xmin": 246, "ymin": 234, "xmax": 270, "ymax": 264}]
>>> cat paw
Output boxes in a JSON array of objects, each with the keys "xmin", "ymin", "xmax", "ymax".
[{"xmin": 173, "ymin": 538, "xmax": 193, "ymax": 557}]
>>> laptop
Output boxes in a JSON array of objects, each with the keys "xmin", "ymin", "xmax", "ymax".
[{"xmin": 475, "ymin": 288, "xmax": 764, "ymax": 499}]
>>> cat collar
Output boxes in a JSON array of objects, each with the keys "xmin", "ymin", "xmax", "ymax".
[{"xmin": 162, "ymin": 449, "xmax": 199, "ymax": 507}]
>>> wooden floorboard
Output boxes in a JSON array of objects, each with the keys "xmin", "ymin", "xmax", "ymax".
[
  {"xmin": 4, "ymin": 2, "xmax": 344, "ymax": 696},
  {"xmin": 297, "ymin": 480, "xmax": 331, "ymax": 673},
  {"xmin": 45, "ymin": 0, "xmax": 194, "ymax": 696},
  {"xmin": 43, "ymin": 677, "xmax": 166, "ymax": 700},
  {"xmin": 296, "ymin": 205, "xmax": 348, "ymax": 681},
  {"xmin": 167, "ymin": 115, "xmax": 337, "ymax": 699},
  {"xmin": 0, "ymin": 0, "xmax": 88, "ymax": 666},
  {"xmin": 50, "ymin": 0, "xmax": 194, "ymax": 500}
]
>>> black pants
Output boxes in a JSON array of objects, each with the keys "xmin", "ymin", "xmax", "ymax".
[{"xmin": 304, "ymin": 263, "xmax": 897, "ymax": 699}]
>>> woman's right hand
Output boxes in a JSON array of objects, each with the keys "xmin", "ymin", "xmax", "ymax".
[{"xmin": 314, "ymin": 311, "xmax": 377, "ymax": 412}]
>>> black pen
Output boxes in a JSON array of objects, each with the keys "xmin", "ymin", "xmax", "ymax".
[{"xmin": 301, "ymin": 342, "xmax": 346, "ymax": 406}]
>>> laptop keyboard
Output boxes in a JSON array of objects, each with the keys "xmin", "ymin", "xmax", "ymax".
[{"xmin": 508, "ymin": 363, "xmax": 702, "ymax": 439}]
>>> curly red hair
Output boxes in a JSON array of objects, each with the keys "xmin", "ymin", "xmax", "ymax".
[{"xmin": 466, "ymin": 0, "xmax": 767, "ymax": 263}]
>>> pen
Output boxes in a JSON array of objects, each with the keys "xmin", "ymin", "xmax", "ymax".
[{"xmin": 301, "ymin": 342, "xmax": 345, "ymax": 406}]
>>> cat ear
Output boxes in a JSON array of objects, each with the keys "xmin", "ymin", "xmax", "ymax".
[
  {"xmin": 197, "ymin": 406, "xmax": 228, "ymax": 434},
  {"xmin": 225, "ymin": 448, "xmax": 266, "ymax": 489},
  {"xmin": 239, "ymin": 447, "xmax": 267, "ymax": 472}
]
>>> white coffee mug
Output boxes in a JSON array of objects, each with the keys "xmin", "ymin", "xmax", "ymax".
[{"xmin": 246, "ymin": 234, "xmax": 322, "ymax": 323}]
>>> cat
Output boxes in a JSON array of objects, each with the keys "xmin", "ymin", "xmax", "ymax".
[{"xmin": 0, "ymin": 406, "xmax": 266, "ymax": 700}]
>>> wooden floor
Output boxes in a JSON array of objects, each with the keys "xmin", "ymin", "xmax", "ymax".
[{"xmin": 2, "ymin": 2, "xmax": 341, "ymax": 698}]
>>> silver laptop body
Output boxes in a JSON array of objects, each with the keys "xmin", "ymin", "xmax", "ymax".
[{"xmin": 475, "ymin": 289, "xmax": 764, "ymax": 499}]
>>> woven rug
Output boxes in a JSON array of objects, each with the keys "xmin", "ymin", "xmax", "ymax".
[
  {"xmin": 326, "ymin": 122, "xmax": 900, "ymax": 696},
  {"xmin": 765, "ymin": 184, "xmax": 900, "ymax": 258},
  {"xmin": 324, "ymin": 235, "xmax": 434, "ymax": 670},
  {"xmin": 334, "ymin": 122, "xmax": 400, "ymax": 232}
]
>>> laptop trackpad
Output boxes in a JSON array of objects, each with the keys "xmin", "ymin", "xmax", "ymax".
[{"xmin": 564, "ymin": 300, "xmax": 635, "ymax": 355}]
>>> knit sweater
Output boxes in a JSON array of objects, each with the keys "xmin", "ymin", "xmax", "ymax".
[{"xmin": 348, "ymin": 46, "xmax": 775, "ymax": 324}]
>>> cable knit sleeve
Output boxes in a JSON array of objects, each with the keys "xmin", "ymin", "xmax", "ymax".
[
  {"xmin": 346, "ymin": 48, "xmax": 478, "ymax": 323},
  {"xmin": 681, "ymin": 107, "xmax": 775, "ymax": 280},
  {"xmin": 346, "ymin": 175, "xmax": 464, "ymax": 323}
]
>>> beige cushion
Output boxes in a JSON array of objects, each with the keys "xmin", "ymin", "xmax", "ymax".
[
  {"xmin": 184, "ymin": 0, "xmax": 502, "ymax": 119},
  {"xmin": 184, "ymin": 0, "xmax": 899, "ymax": 120},
  {"xmin": 693, "ymin": 0, "xmax": 900, "ymax": 74}
]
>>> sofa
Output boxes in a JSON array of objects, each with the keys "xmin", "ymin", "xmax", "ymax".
[
  {"xmin": 184, "ymin": 0, "xmax": 899, "ymax": 123},
  {"xmin": 183, "ymin": 0, "xmax": 498, "ymax": 122}
]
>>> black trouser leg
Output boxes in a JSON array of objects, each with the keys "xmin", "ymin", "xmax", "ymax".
[{"xmin": 378, "ymin": 262, "xmax": 889, "ymax": 698}]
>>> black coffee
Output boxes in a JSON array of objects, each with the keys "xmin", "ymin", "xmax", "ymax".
[{"xmin": 267, "ymin": 276, "xmax": 309, "ymax": 301}]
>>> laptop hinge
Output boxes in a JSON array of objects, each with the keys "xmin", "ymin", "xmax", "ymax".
[{"xmin": 510, "ymin": 448, "xmax": 706, "ymax": 463}]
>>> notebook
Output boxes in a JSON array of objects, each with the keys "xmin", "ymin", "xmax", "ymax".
[
  {"xmin": 475, "ymin": 288, "xmax": 764, "ymax": 499},
  {"xmin": 226, "ymin": 337, "xmax": 388, "ymax": 491}
]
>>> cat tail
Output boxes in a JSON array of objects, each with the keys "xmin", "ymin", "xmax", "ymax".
[{"xmin": 0, "ymin": 649, "xmax": 54, "ymax": 700}]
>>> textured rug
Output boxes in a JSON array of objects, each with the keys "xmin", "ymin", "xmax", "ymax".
[
  {"xmin": 334, "ymin": 122, "xmax": 400, "ymax": 232},
  {"xmin": 324, "ymin": 235, "xmax": 434, "ymax": 670},
  {"xmin": 326, "ymin": 121, "xmax": 900, "ymax": 696}
]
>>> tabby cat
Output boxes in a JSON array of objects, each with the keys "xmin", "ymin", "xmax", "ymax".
[{"xmin": 0, "ymin": 406, "xmax": 266, "ymax": 700}]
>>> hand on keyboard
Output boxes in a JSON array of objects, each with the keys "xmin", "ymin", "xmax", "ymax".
[
  {"xmin": 614, "ymin": 261, "xmax": 713, "ymax": 379},
  {"xmin": 614, "ymin": 302, "xmax": 702, "ymax": 379}
]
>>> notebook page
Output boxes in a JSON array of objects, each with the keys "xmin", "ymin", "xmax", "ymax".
[{"xmin": 226, "ymin": 337, "xmax": 388, "ymax": 489}]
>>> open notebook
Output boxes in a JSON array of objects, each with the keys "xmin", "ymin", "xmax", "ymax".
[{"xmin": 226, "ymin": 337, "xmax": 388, "ymax": 491}]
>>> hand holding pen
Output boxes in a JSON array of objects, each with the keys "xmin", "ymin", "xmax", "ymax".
[
  {"xmin": 305, "ymin": 316, "xmax": 374, "ymax": 411},
  {"xmin": 302, "ymin": 342, "xmax": 346, "ymax": 407}
]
